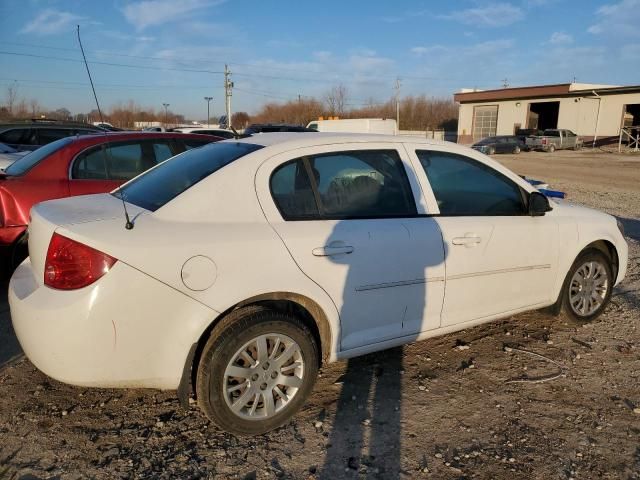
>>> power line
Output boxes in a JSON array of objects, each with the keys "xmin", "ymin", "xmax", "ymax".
[
  {"xmin": 0, "ymin": 77, "xmax": 214, "ymax": 90},
  {"xmin": 1, "ymin": 43, "xmax": 468, "ymax": 84},
  {"xmin": 0, "ymin": 51, "xmax": 224, "ymax": 75}
]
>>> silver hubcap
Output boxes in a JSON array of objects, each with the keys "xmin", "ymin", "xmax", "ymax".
[
  {"xmin": 223, "ymin": 334, "xmax": 304, "ymax": 420},
  {"xmin": 569, "ymin": 261, "xmax": 609, "ymax": 316}
]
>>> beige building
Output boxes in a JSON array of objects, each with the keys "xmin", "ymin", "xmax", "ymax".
[{"xmin": 454, "ymin": 83, "xmax": 640, "ymax": 145}]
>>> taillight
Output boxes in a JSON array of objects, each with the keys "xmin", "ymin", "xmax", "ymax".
[
  {"xmin": 542, "ymin": 138, "xmax": 547, "ymax": 144},
  {"xmin": 44, "ymin": 233, "xmax": 117, "ymax": 290}
]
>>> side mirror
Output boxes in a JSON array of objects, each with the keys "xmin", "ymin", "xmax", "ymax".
[{"xmin": 529, "ymin": 191, "xmax": 552, "ymax": 216}]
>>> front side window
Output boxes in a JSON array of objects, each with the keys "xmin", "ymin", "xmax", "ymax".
[
  {"xmin": 152, "ymin": 142, "xmax": 174, "ymax": 163},
  {"xmin": 270, "ymin": 149, "xmax": 417, "ymax": 220},
  {"xmin": 37, "ymin": 128, "xmax": 73, "ymax": 145},
  {"xmin": 417, "ymin": 150, "xmax": 526, "ymax": 216}
]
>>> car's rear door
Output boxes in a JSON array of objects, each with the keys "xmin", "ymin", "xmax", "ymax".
[
  {"xmin": 69, "ymin": 139, "xmax": 175, "ymax": 195},
  {"xmin": 256, "ymin": 143, "xmax": 446, "ymax": 352},
  {"xmin": 406, "ymin": 145, "xmax": 559, "ymax": 326}
]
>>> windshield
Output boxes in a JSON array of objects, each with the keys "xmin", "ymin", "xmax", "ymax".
[
  {"xmin": 474, "ymin": 137, "xmax": 494, "ymax": 145},
  {"xmin": 4, "ymin": 137, "xmax": 74, "ymax": 176},
  {"xmin": 114, "ymin": 141, "xmax": 263, "ymax": 212}
]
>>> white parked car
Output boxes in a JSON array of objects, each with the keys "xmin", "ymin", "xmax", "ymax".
[
  {"xmin": 9, "ymin": 133, "xmax": 627, "ymax": 435},
  {"xmin": 172, "ymin": 127, "xmax": 236, "ymax": 139}
]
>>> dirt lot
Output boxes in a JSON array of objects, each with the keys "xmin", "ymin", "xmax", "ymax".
[{"xmin": 1, "ymin": 149, "xmax": 639, "ymax": 480}]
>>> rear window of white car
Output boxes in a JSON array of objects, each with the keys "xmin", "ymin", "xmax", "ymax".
[{"xmin": 115, "ymin": 141, "xmax": 263, "ymax": 211}]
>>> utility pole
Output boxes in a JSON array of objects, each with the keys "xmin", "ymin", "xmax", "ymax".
[
  {"xmin": 224, "ymin": 64, "xmax": 233, "ymax": 129},
  {"xmin": 204, "ymin": 96, "xmax": 213, "ymax": 127},
  {"xmin": 394, "ymin": 77, "xmax": 401, "ymax": 132},
  {"xmin": 162, "ymin": 103, "xmax": 170, "ymax": 127}
]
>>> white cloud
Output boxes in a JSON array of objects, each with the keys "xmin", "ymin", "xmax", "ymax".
[
  {"xmin": 438, "ymin": 3, "xmax": 524, "ymax": 27},
  {"xmin": 121, "ymin": 0, "xmax": 226, "ymax": 30},
  {"xmin": 588, "ymin": 0, "xmax": 640, "ymax": 37},
  {"xmin": 411, "ymin": 39, "xmax": 514, "ymax": 57},
  {"xmin": 20, "ymin": 9, "xmax": 88, "ymax": 35},
  {"xmin": 549, "ymin": 32, "xmax": 573, "ymax": 44}
]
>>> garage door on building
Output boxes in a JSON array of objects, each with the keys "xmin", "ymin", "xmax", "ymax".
[{"xmin": 472, "ymin": 105, "xmax": 498, "ymax": 140}]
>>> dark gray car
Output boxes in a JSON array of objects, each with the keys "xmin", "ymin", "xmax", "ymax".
[
  {"xmin": 0, "ymin": 121, "xmax": 104, "ymax": 151},
  {"xmin": 472, "ymin": 135, "xmax": 527, "ymax": 155}
]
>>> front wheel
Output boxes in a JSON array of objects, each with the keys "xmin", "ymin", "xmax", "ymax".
[
  {"xmin": 196, "ymin": 306, "xmax": 319, "ymax": 436},
  {"xmin": 562, "ymin": 250, "xmax": 613, "ymax": 322},
  {"xmin": 486, "ymin": 146, "xmax": 495, "ymax": 155},
  {"xmin": 513, "ymin": 145, "xmax": 521, "ymax": 154}
]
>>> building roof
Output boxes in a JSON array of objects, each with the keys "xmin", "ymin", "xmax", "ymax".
[{"xmin": 454, "ymin": 83, "xmax": 640, "ymax": 103}]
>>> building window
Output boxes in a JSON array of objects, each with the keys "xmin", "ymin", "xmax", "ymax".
[{"xmin": 472, "ymin": 105, "xmax": 498, "ymax": 140}]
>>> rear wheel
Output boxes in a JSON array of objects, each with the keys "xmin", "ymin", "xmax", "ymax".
[
  {"xmin": 547, "ymin": 144, "xmax": 556, "ymax": 153},
  {"xmin": 196, "ymin": 306, "xmax": 319, "ymax": 436},
  {"xmin": 512, "ymin": 145, "xmax": 521, "ymax": 154},
  {"xmin": 562, "ymin": 250, "xmax": 613, "ymax": 322}
]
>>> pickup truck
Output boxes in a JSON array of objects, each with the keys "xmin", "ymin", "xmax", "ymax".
[{"xmin": 525, "ymin": 129, "xmax": 582, "ymax": 152}]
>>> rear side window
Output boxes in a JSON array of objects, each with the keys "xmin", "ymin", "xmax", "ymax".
[
  {"xmin": 0, "ymin": 128, "xmax": 29, "ymax": 145},
  {"xmin": 270, "ymin": 160, "xmax": 319, "ymax": 219},
  {"xmin": 270, "ymin": 150, "xmax": 416, "ymax": 220},
  {"xmin": 417, "ymin": 150, "xmax": 525, "ymax": 216},
  {"xmin": 116, "ymin": 142, "xmax": 263, "ymax": 212},
  {"xmin": 72, "ymin": 141, "xmax": 164, "ymax": 181},
  {"xmin": 4, "ymin": 137, "xmax": 74, "ymax": 176}
]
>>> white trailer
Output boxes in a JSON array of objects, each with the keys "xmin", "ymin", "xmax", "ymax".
[{"xmin": 307, "ymin": 118, "xmax": 397, "ymax": 135}]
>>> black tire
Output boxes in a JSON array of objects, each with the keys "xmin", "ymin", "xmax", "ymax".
[
  {"xmin": 196, "ymin": 306, "xmax": 319, "ymax": 436},
  {"xmin": 547, "ymin": 144, "xmax": 556, "ymax": 153},
  {"xmin": 513, "ymin": 145, "xmax": 521, "ymax": 154},
  {"xmin": 487, "ymin": 147, "xmax": 495, "ymax": 155},
  {"xmin": 561, "ymin": 249, "xmax": 614, "ymax": 322}
]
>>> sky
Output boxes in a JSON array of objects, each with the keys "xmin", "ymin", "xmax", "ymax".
[{"xmin": 1, "ymin": 0, "xmax": 639, "ymax": 120}]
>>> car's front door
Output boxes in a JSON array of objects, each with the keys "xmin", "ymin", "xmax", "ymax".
[
  {"xmin": 407, "ymin": 147, "xmax": 559, "ymax": 326},
  {"xmin": 256, "ymin": 144, "xmax": 446, "ymax": 351}
]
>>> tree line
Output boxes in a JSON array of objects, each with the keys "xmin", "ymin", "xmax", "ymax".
[{"xmin": 2, "ymin": 85, "xmax": 458, "ymax": 131}]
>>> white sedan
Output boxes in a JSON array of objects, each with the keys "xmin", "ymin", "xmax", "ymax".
[{"xmin": 9, "ymin": 133, "xmax": 628, "ymax": 435}]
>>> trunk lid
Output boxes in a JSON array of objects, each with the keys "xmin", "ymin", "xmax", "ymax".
[{"xmin": 28, "ymin": 193, "xmax": 147, "ymax": 285}]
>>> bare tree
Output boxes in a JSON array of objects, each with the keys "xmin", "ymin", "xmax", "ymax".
[
  {"xmin": 324, "ymin": 84, "xmax": 349, "ymax": 116},
  {"xmin": 30, "ymin": 99, "xmax": 41, "ymax": 117},
  {"xmin": 232, "ymin": 112, "xmax": 251, "ymax": 128},
  {"xmin": 5, "ymin": 84, "xmax": 18, "ymax": 116}
]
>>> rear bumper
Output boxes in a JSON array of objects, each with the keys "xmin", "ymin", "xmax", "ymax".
[{"xmin": 9, "ymin": 258, "xmax": 217, "ymax": 390}]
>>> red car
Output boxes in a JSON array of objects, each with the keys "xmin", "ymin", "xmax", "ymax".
[{"xmin": 0, "ymin": 131, "xmax": 219, "ymax": 267}]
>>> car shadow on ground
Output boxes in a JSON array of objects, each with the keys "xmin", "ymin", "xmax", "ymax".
[
  {"xmin": 0, "ymin": 276, "xmax": 23, "ymax": 371},
  {"xmin": 617, "ymin": 216, "xmax": 640, "ymax": 242},
  {"xmin": 319, "ymin": 347, "xmax": 404, "ymax": 479}
]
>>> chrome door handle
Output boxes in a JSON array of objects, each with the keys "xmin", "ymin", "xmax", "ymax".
[
  {"xmin": 452, "ymin": 235, "xmax": 481, "ymax": 247},
  {"xmin": 312, "ymin": 245, "xmax": 354, "ymax": 256}
]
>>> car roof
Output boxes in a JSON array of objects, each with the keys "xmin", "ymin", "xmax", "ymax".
[
  {"xmin": 230, "ymin": 132, "xmax": 451, "ymax": 149},
  {"xmin": 65, "ymin": 131, "xmax": 217, "ymax": 146},
  {"xmin": 0, "ymin": 123, "xmax": 102, "ymax": 131}
]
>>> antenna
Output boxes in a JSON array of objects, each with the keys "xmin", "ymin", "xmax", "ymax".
[
  {"xmin": 76, "ymin": 24, "xmax": 134, "ymax": 230},
  {"xmin": 230, "ymin": 126, "xmax": 241, "ymax": 139}
]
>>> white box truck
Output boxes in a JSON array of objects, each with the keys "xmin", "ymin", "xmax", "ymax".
[{"xmin": 306, "ymin": 118, "xmax": 397, "ymax": 135}]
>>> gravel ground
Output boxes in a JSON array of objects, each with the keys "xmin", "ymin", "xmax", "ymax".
[{"xmin": 1, "ymin": 149, "xmax": 639, "ymax": 480}]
